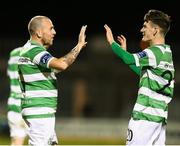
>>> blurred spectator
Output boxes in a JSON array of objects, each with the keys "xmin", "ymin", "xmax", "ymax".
[{"xmin": 72, "ymin": 78, "xmax": 93, "ymax": 117}]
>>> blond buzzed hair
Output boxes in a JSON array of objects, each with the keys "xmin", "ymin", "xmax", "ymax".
[{"xmin": 28, "ymin": 15, "xmax": 50, "ymax": 35}]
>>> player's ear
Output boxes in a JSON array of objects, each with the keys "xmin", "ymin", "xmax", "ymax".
[
  {"xmin": 36, "ymin": 30, "xmax": 42, "ymax": 38},
  {"xmin": 153, "ymin": 27, "xmax": 159, "ymax": 36}
]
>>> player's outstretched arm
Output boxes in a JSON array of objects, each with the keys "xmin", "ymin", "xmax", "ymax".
[
  {"xmin": 117, "ymin": 35, "xmax": 140, "ymax": 75},
  {"xmin": 49, "ymin": 25, "xmax": 87, "ymax": 71},
  {"xmin": 104, "ymin": 24, "xmax": 115, "ymax": 44},
  {"xmin": 104, "ymin": 24, "xmax": 140, "ymax": 75},
  {"xmin": 104, "ymin": 24, "xmax": 134, "ymax": 64}
]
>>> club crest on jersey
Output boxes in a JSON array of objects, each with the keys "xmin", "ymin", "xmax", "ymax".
[
  {"xmin": 137, "ymin": 51, "xmax": 147, "ymax": 58},
  {"xmin": 40, "ymin": 53, "xmax": 52, "ymax": 64}
]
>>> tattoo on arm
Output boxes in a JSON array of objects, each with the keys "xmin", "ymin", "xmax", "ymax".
[{"xmin": 62, "ymin": 46, "xmax": 81, "ymax": 66}]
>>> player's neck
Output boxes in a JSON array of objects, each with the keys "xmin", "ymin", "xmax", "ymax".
[
  {"xmin": 30, "ymin": 36, "xmax": 43, "ymax": 47},
  {"xmin": 150, "ymin": 37, "xmax": 165, "ymax": 46}
]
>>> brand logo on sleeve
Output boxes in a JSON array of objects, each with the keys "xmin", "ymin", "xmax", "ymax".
[{"xmin": 137, "ymin": 51, "xmax": 147, "ymax": 58}]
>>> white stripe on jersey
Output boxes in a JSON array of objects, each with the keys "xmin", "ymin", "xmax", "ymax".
[
  {"xmin": 145, "ymin": 49, "xmax": 157, "ymax": 67},
  {"xmin": 33, "ymin": 51, "xmax": 49, "ymax": 64},
  {"xmin": 22, "ymin": 107, "xmax": 56, "ymax": 115},
  {"xmin": 7, "ymin": 71, "xmax": 19, "ymax": 79},
  {"xmin": 138, "ymin": 87, "xmax": 172, "ymax": 104},
  {"xmin": 23, "ymin": 72, "xmax": 56, "ymax": 82},
  {"xmin": 8, "ymin": 98, "xmax": 21, "ymax": 106},
  {"xmin": 158, "ymin": 61, "xmax": 174, "ymax": 71},
  {"xmin": 142, "ymin": 70, "xmax": 174, "ymax": 88},
  {"xmin": 8, "ymin": 111, "xmax": 23, "ymax": 121},
  {"xmin": 165, "ymin": 47, "xmax": 171, "ymax": 52},
  {"xmin": 134, "ymin": 103, "xmax": 168, "ymax": 118},
  {"xmin": 8, "ymin": 56, "xmax": 19, "ymax": 64},
  {"xmin": 11, "ymin": 85, "xmax": 22, "ymax": 93},
  {"xmin": 133, "ymin": 54, "xmax": 140, "ymax": 66},
  {"xmin": 155, "ymin": 45, "xmax": 171, "ymax": 53},
  {"xmin": 25, "ymin": 90, "xmax": 57, "ymax": 98},
  {"xmin": 47, "ymin": 57, "xmax": 55, "ymax": 68}
]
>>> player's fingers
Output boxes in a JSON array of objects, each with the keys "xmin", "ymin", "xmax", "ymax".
[
  {"xmin": 104, "ymin": 24, "xmax": 110, "ymax": 31},
  {"xmin": 82, "ymin": 25, "xmax": 87, "ymax": 32},
  {"xmin": 120, "ymin": 35, "xmax": 126, "ymax": 40}
]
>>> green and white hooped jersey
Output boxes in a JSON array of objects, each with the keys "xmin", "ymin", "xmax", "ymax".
[
  {"xmin": 133, "ymin": 44, "xmax": 174, "ymax": 124},
  {"xmin": 18, "ymin": 40, "xmax": 57, "ymax": 119},
  {"xmin": 7, "ymin": 47, "xmax": 23, "ymax": 113}
]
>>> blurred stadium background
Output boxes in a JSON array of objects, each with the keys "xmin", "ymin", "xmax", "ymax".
[{"xmin": 0, "ymin": 0, "xmax": 180, "ymax": 145}]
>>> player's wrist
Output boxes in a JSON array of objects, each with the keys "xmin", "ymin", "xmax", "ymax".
[{"xmin": 77, "ymin": 43, "xmax": 84, "ymax": 50}]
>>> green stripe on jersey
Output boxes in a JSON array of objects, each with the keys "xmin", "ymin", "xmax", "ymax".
[
  {"xmin": 8, "ymin": 103, "xmax": 21, "ymax": 112},
  {"xmin": 23, "ymin": 113, "xmax": 55, "ymax": 119},
  {"xmin": 19, "ymin": 64, "xmax": 52, "ymax": 74},
  {"xmin": 132, "ymin": 111, "xmax": 166, "ymax": 123},
  {"xmin": 149, "ymin": 46, "xmax": 164, "ymax": 65},
  {"xmin": 10, "ymin": 79, "xmax": 20, "ymax": 86},
  {"xmin": 10, "ymin": 92, "xmax": 22, "ymax": 98},
  {"xmin": 136, "ymin": 94, "xmax": 167, "ymax": 110},
  {"xmin": 25, "ymin": 80, "xmax": 57, "ymax": 91},
  {"xmin": 22, "ymin": 97, "xmax": 57, "ymax": 108},
  {"xmin": 8, "ymin": 64, "xmax": 18, "ymax": 71},
  {"xmin": 10, "ymin": 48, "xmax": 21, "ymax": 56}
]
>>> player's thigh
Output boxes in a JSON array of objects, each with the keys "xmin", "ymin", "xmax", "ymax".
[
  {"xmin": 127, "ymin": 118, "xmax": 162, "ymax": 145},
  {"xmin": 26, "ymin": 117, "xmax": 56, "ymax": 145},
  {"xmin": 153, "ymin": 124, "xmax": 166, "ymax": 145},
  {"xmin": 7, "ymin": 111, "xmax": 27, "ymax": 137}
]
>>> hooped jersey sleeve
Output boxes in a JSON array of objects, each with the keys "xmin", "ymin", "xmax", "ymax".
[
  {"xmin": 28, "ymin": 47, "xmax": 54, "ymax": 68},
  {"xmin": 133, "ymin": 46, "xmax": 163, "ymax": 68}
]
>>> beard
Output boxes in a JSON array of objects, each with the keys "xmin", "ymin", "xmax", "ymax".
[{"xmin": 43, "ymin": 39, "xmax": 53, "ymax": 49}]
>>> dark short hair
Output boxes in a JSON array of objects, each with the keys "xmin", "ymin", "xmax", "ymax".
[{"xmin": 144, "ymin": 9, "xmax": 171, "ymax": 35}]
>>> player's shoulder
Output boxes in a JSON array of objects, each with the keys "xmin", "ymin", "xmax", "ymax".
[
  {"xmin": 21, "ymin": 41, "xmax": 45, "ymax": 56},
  {"xmin": 149, "ymin": 44, "xmax": 171, "ymax": 55},
  {"xmin": 148, "ymin": 45, "xmax": 160, "ymax": 50},
  {"xmin": 27, "ymin": 40, "xmax": 45, "ymax": 51},
  {"xmin": 147, "ymin": 45, "xmax": 166, "ymax": 55},
  {"xmin": 10, "ymin": 47, "xmax": 22, "ymax": 56}
]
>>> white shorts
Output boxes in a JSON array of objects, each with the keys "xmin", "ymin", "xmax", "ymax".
[
  {"xmin": 7, "ymin": 111, "xmax": 28, "ymax": 138},
  {"xmin": 126, "ymin": 118, "xmax": 166, "ymax": 146},
  {"xmin": 26, "ymin": 117, "xmax": 58, "ymax": 146}
]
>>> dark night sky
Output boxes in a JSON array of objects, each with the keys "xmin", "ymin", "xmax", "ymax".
[{"xmin": 0, "ymin": 0, "xmax": 179, "ymax": 42}]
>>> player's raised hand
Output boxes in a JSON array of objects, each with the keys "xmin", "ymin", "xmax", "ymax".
[
  {"xmin": 104, "ymin": 24, "xmax": 115, "ymax": 44},
  {"xmin": 78, "ymin": 25, "xmax": 87, "ymax": 48},
  {"xmin": 117, "ymin": 35, "xmax": 127, "ymax": 51}
]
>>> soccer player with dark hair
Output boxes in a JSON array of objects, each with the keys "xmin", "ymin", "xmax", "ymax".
[{"xmin": 104, "ymin": 9, "xmax": 174, "ymax": 145}]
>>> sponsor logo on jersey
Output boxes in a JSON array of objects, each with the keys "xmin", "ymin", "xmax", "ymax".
[
  {"xmin": 40, "ymin": 53, "xmax": 52, "ymax": 64},
  {"xmin": 19, "ymin": 57, "xmax": 29, "ymax": 63}
]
